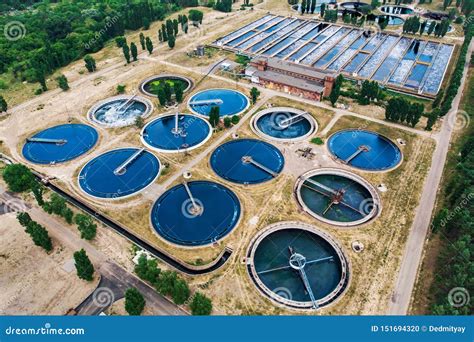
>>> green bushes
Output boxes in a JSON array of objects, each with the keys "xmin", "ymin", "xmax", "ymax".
[
  {"xmin": 74, "ymin": 214, "xmax": 97, "ymax": 240},
  {"xmin": 73, "ymin": 249, "xmax": 95, "ymax": 281},
  {"xmin": 125, "ymin": 288, "xmax": 146, "ymax": 315},
  {"xmin": 17, "ymin": 212, "xmax": 53, "ymax": 252},
  {"xmin": 2, "ymin": 164, "xmax": 35, "ymax": 192},
  {"xmin": 134, "ymin": 254, "xmax": 211, "ymax": 313}
]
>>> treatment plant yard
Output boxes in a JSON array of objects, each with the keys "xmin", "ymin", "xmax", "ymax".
[{"xmin": 0, "ymin": 0, "xmax": 470, "ymax": 317}]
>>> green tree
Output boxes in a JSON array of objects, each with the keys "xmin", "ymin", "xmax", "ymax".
[
  {"xmin": 125, "ymin": 288, "xmax": 146, "ymax": 316},
  {"xmin": 0, "ymin": 95, "xmax": 7, "ymax": 113},
  {"xmin": 189, "ymin": 9, "xmax": 204, "ymax": 24},
  {"xmin": 135, "ymin": 254, "xmax": 161, "ymax": 285},
  {"xmin": 139, "ymin": 33, "xmax": 146, "ymax": 50},
  {"xmin": 84, "ymin": 55, "xmax": 96, "ymax": 73},
  {"xmin": 158, "ymin": 29, "xmax": 163, "ymax": 42},
  {"xmin": 2, "ymin": 164, "xmax": 35, "ymax": 192},
  {"xmin": 157, "ymin": 87, "xmax": 167, "ymax": 106},
  {"xmin": 168, "ymin": 35, "xmax": 176, "ymax": 49},
  {"xmin": 31, "ymin": 182, "xmax": 44, "ymax": 206},
  {"xmin": 74, "ymin": 249, "xmax": 94, "ymax": 281},
  {"xmin": 145, "ymin": 37, "xmax": 154, "ymax": 54},
  {"xmin": 172, "ymin": 278, "xmax": 190, "ymax": 305},
  {"xmin": 209, "ymin": 106, "xmax": 220, "ymax": 127},
  {"xmin": 122, "ymin": 44, "xmax": 131, "ymax": 63},
  {"xmin": 156, "ymin": 270, "xmax": 178, "ymax": 296},
  {"xmin": 56, "ymin": 75, "xmax": 69, "ymax": 91},
  {"xmin": 74, "ymin": 214, "xmax": 97, "ymax": 240},
  {"xmin": 320, "ymin": 3, "xmax": 326, "ymax": 17},
  {"xmin": 115, "ymin": 36, "xmax": 127, "ymax": 48},
  {"xmin": 26, "ymin": 221, "xmax": 53, "ymax": 252},
  {"xmin": 250, "ymin": 87, "xmax": 260, "ymax": 104},
  {"xmin": 224, "ymin": 116, "xmax": 232, "ymax": 128},
  {"xmin": 173, "ymin": 19, "xmax": 179, "ymax": 36},
  {"xmin": 17, "ymin": 212, "xmax": 32, "ymax": 227},
  {"xmin": 190, "ymin": 292, "xmax": 212, "ymax": 315},
  {"xmin": 174, "ymin": 82, "xmax": 184, "ymax": 103},
  {"xmin": 116, "ymin": 84, "xmax": 126, "ymax": 94},
  {"xmin": 231, "ymin": 115, "xmax": 240, "ymax": 125},
  {"xmin": 163, "ymin": 83, "xmax": 172, "ymax": 103},
  {"xmin": 130, "ymin": 42, "xmax": 138, "ymax": 61}
]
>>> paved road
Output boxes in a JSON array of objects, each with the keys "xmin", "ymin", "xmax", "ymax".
[
  {"xmin": 388, "ymin": 40, "xmax": 474, "ymax": 314},
  {"xmin": 77, "ymin": 262, "xmax": 188, "ymax": 315},
  {"xmin": 0, "ymin": 188, "xmax": 186, "ymax": 316}
]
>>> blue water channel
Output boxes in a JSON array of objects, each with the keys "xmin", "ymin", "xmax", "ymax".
[
  {"xmin": 151, "ymin": 181, "xmax": 241, "ymax": 246},
  {"xmin": 79, "ymin": 148, "xmax": 160, "ymax": 198},
  {"xmin": 22, "ymin": 124, "xmax": 98, "ymax": 165},
  {"xmin": 210, "ymin": 139, "xmax": 284, "ymax": 184}
]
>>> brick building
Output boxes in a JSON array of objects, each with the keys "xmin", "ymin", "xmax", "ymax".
[{"xmin": 245, "ymin": 57, "xmax": 336, "ymax": 101}]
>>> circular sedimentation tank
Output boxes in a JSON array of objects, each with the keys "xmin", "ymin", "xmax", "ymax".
[
  {"xmin": 188, "ymin": 88, "xmax": 249, "ymax": 117},
  {"xmin": 88, "ymin": 95, "xmax": 153, "ymax": 127},
  {"xmin": 295, "ymin": 169, "xmax": 380, "ymax": 227},
  {"xmin": 247, "ymin": 221, "xmax": 349, "ymax": 309},
  {"xmin": 252, "ymin": 107, "xmax": 317, "ymax": 142},
  {"xmin": 210, "ymin": 139, "xmax": 284, "ymax": 184},
  {"xmin": 380, "ymin": 5, "xmax": 414, "ymax": 15},
  {"xmin": 79, "ymin": 147, "xmax": 160, "ymax": 199},
  {"xmin": 327, "ymin": 129, "xmax": 402, "ymax": 171},
  {"xmin": 141, "ymin": 113, "xmax": 212, "ymax": 153},
  {"xmin": 22, "ymin": 124, "xmax": 98, "ymax": 165},
  {"xmin": 151, "ymin": 181, "xmax": 241, "ymax": 247},
  {"xmin": 140, "ymin": 74, "xmax": 192, "ymax": 97}
]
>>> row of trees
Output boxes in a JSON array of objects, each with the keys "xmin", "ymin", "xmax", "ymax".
[
  {"xmin": 0, "ymin": 0, "xmax": 203, "ymax": 91},
  {"xmin": 385, "ymin": 98, "xmax": 424, "ymax": 127},
  {"xmin": 403, "ymin": 16, "xmax": 451, "ymax": 37},
  {"xmin": 214, "ymin": 0, "xmax": 233, "ymax": 13},
  {"xmin": 135, "ymin": 254, "xmax": 212, "ymax": 314},
  {"xmin": 2, "ymin": 164, "xmax": 97, "ymax": 240},
  {"xmin": 427, "ymin": 66, "xmax": 472, "ymax": 315}
]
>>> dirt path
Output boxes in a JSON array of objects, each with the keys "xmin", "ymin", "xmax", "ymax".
[{"xmin": 388, "ymin": 39, "xmax": 474, "ymax": 315}]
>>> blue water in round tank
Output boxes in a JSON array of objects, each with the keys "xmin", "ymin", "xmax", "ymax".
[
  {"xmin": 189, "ymin": 89, "xmax": 249, "ymax": 116},
  {"xmin": 254, "ymin": 228, "xmax": 343, "ymax": 302},
  {"xmin": 151, "ymin": 181, "xmax": 241, "ymax": 246},
  {"xmin": 211, "ymin": 139, "xmax": 284, "ymax": 184},
  {"xmin": 328, "ymin": 130, "xmax": 402, "ymax": 171},
  {"xmin": 256, "ymin": 111, "xmax": 313, "ymax": 140},
  {"xmin": 142, "ymin": 114, "xmax": 211, "ymax": 151},
  {"xmin": 79, "ymin": 148, "xmax": 160, "ymax": 199},
  {"xmin": 300, "ymin": 174, "xmax": 374, "ymax": 223},
  {"xmin": 22, "ymin": 124, "xmax": 98, "ymax": 164}
]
